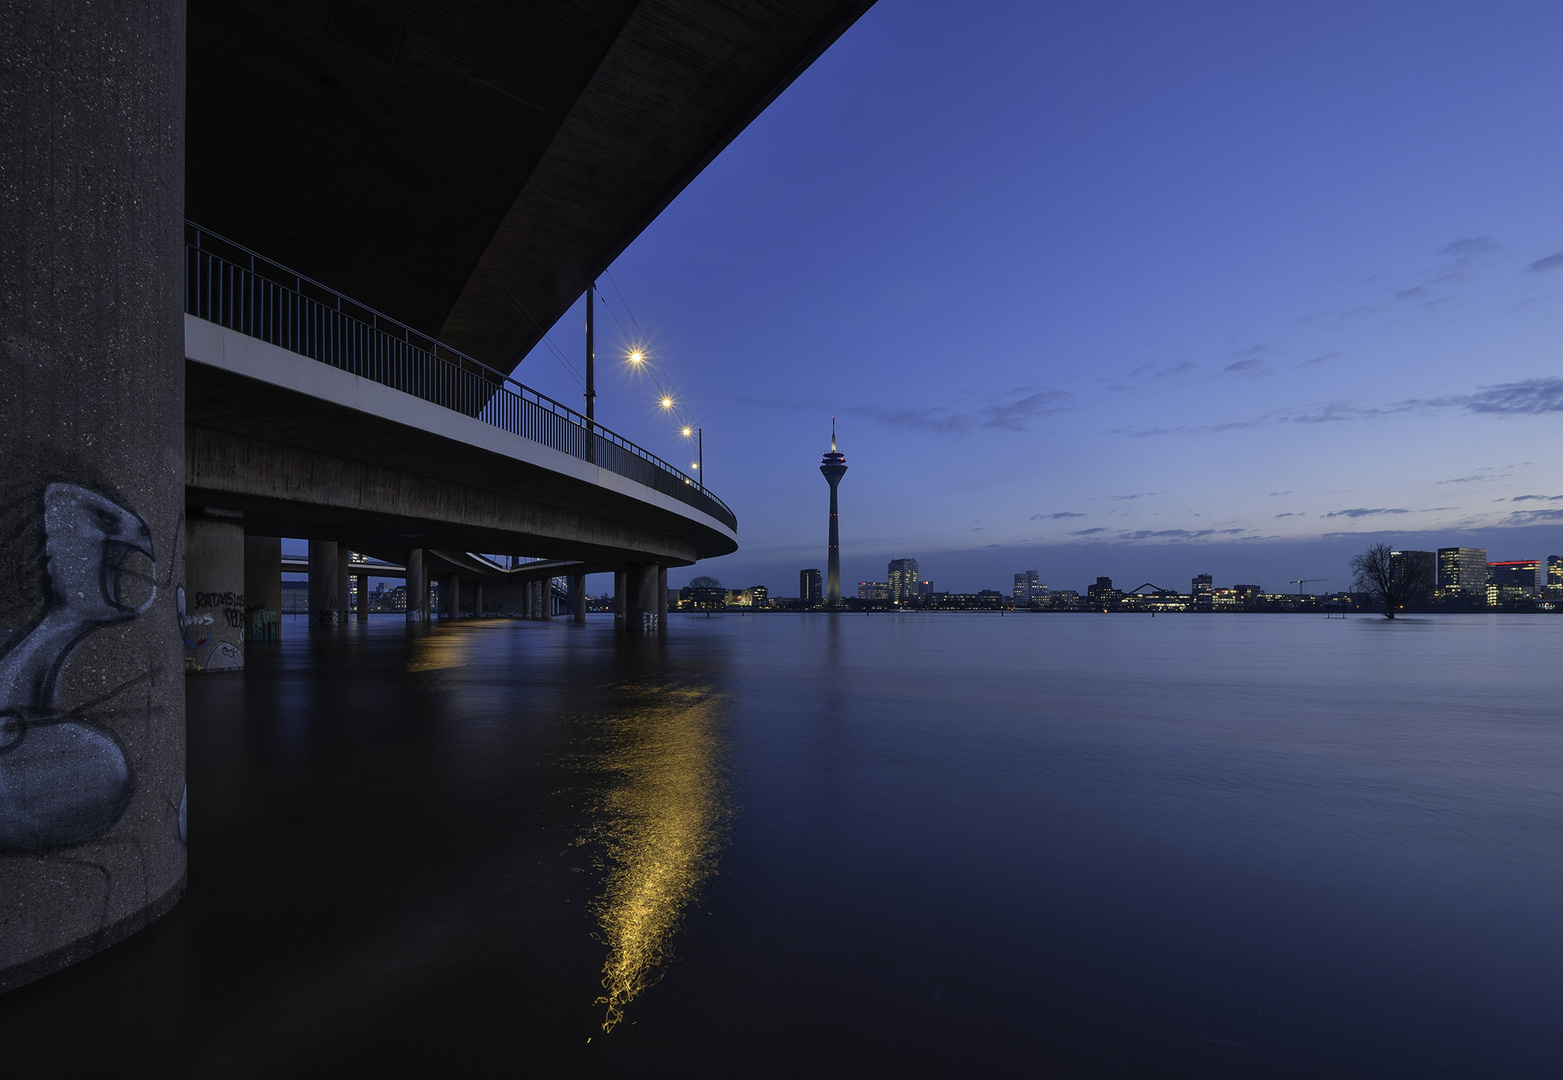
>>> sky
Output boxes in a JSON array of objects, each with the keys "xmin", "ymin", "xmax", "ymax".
[{"xmin": 513, "ymin": 1, "xmax": 1563, "ymax": 596}]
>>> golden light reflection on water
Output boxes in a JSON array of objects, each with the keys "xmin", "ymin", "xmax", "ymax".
[
  {"xmin": 582, "ymin": 680, "xmax": 730, "ymax": 1033},
  {"xmin": 405, "ymin": 627, "xmax": 472, "ymax": 672}
]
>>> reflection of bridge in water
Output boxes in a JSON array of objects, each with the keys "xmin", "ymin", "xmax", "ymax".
[{"xmin": 4, "ymin": 0, "xmax": 874, "ymax": 997}]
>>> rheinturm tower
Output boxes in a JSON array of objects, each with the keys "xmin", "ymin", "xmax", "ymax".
[{"xmin": 819, "ymin": 419, "xmax": 848, "ymax": 607}]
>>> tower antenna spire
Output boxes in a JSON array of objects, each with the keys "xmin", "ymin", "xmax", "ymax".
[{"xmin": 831, "ymin": 416, "xmax": 836, "ymax": 453}]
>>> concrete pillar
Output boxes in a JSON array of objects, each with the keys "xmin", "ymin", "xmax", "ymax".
[
  {"xmin": 657, "ymin": 565, "xmax": 669, "ymax": 628},
  {"xmin": 419, "ymin": 556, "xmax": 433, "ymax": 623},
  {"xmin": 572, "ymin": 573, "xmax": 587, "ymax": 622},
  {"xmin": 521, "ymin": 579, "xmax": 533, "ymax": 618},
  {"xmin": 183, "ymin": 516, "xmax": 246, "ymax": 672},
  {"xmin": 355, "ymin": 573, "xmax": 370, "ymax": 622},
  {"xmin": 447, "ymin": 573, "xmax": 460, "ymax": 619},
  {"xmin": 336, "ymin": 548, "xmax": 351, "ymax": 627},
  {"xmin": 540, "ymin": 578, "xmax": 553, "ymax": 620},
  {"xmin": 308, "ymin": 541, "xmax": 340, "ymax": 627},
  {"xmin": 406, "ymin": 548, "xmax": 424, "ymax": 623},
  {"xmin": 614, "ymin": 569, "xmax": 627, "ymax": 628},
  {"xmin": 474, "ymin": 582, "xmax": 484, "ymax": 619},
  {"xmin": 245, "ymin": 535, "xmax": 282, "ymax": 643},
  {"xmin": 624, "ymin": 563, "xmax": 649, "ymax": 632},
  {"xmin": 0, "ymin": 0, "xmax": 187, "ymax": 990}
]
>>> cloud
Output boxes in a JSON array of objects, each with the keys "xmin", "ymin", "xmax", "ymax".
[
  {"xmin": 1505, "ymin": 508, "xmax": 1563, "ymax": 525},
  {"xmin": 1108, "ymin": 492, "xmax": 1158, "ymax": 501},
  {"xmin": 1069, "ymin": 527, "xmax": 1109, "ymax": 536},
  {"xmin": 1526, "ymin": 252, "xmax": 1563, "ymax": 273},
  {"xmin": 1443, "ymin": 237, "xmax": 1498, "ymax": 259},
  {"xmin": 1119, "ymin": 529, "xmax": 1216, "ymax": 540},
  {"xmin": 1156, "ymin": 362, "xmax": 1196, "ymax": 379},
  {"xmin": 1439, "ymin": 475, "xmax": 1486, "ymax": 485},
  {"xmin": 1030, "ymin": 511, "xmax": 1084, "ymax": 520},
  {"xmin": 1302, "ymin": 352, "xmax": 1340, "ymax": 367},
  {"xmin": 1117, "ymin": 379, "xmax": 1563, "ymax": 437},
  {"xmin": 1325, "ymin": 507, "xmax": 1410, "ymax": 518},
  {"xmin": 1512, "ymin": 494, "xmax": 1563, "ymax": 502},
  {"xmin": 1275, "ymin": 512, "xmax": 1300, "ymax": 518},
  {"xmin": 1459, "ymin": 378, "xmax": 1563, "ymax": 415},
  {"xmin": 863, "ymin": 388, "xmax": 1070, "ymax": 434}
]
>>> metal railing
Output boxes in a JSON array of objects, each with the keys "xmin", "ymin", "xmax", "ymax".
[{"xmin": 183, "ymin": 223, "xmax": 737, "ymax": 531}]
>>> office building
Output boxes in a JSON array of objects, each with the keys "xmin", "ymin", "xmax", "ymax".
[
  {"xmin": 857, "ymin": 581, "xmax": 890, "ymax": 601},
  {"xmin": 1013, "ymin": 570, "xmax": 1041, "ymax": 603},
  {"xmin": 1191, "ymin": 573, "xmax": 1213, "ymax": 612},
  {"xmin": 888, "ymin": 558, "xmax": 920, "ymax": 603},
  {"xmin": 1487, "ymin": 560, "xmax": 1541, "ymax": 599},
  {"xmin": 800, "ymin": 568, "xmax": 823, "ymax": 605},
  {"xmin": 1437, "ymin": 548, "xmax": 1488, "ymax": 598},
  {"xmin": 1389, "ymin": 550, "xmax": 1436, "ymax": 596}
]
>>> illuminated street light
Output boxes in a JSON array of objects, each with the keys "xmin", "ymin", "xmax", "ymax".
[
  {"xmin": 681, "ymin": 426, "xmax": 692, "ymax": 437},
  {"xmin": 659, "ymin": 395, "xmax": 674, "ymax": 410},
  {"xmin": 628, "ymin": 349, "xmax": 644, "ymax": 365}
]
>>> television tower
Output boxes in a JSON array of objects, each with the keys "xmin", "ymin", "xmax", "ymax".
[{"xmin": 819, "ymin": 419, "xmax": 848, "ymax": 607}]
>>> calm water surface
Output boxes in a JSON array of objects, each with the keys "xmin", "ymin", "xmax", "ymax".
[{"xmin": 3, "ymin": 613, "xmax": 1561, "ymax": 1077}]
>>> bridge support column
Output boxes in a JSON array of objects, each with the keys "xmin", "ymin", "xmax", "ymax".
[
  {"xmin": 572, "ymin": 573, "xmax": 587, "ymax": 622},
  {"xmin": 624, "ymin": 562, "xmax": 657, "ymax": 632},
  {"xmin": 474, "ymin": 582, "xmax": 484, "ymax": 619},
  {"xmin": 447, "ymin": 574, "xmax": 461, "ymax": 620},
  {"xmin": 0, "ymin": 0, "xmax": 187, "ymax": 992},
  {"xmin": 184, "ymin": 514, "xmax": 246, "ymax": 671},
  {"xmin": 614, "ymin": 569, "xmax": 627, "ymax": 629},
  {"xmin": 521, "ymin": 580, "xmax": 533, "ymax": 618},
  {"xmin": 658, "ymin": 566, "xmax": 669, "ymax": 628},
  {"xmin": 245, "ymin": 535, "xmax": 282, "ymax": 643},
  {"xmin": 355, "ymin": 573, "xmax": 370, "ymax": 621},
  {"xmin": 406, "ymin": 548, "xmax": 424, "ymax": 624},
  {"xmin": 335, "ymin": 547, "xmax": 351, "ymax": 628},
  {"xmin": 540, "ymin": 579, "xmax": 553, "ymax": 620},
  {"xmin": 309, "ymin": 541, "xmax": 340, "ymax": 627}
]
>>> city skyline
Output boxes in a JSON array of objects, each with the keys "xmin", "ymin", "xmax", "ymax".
[{"xmin": 509, "ymin": 3, "xmax": 1563, "ymax": 595}]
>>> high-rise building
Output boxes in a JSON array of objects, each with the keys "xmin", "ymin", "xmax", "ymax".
[
  {"xmin": 857, "ymin": 581, "xmax": 890, "ymax": 601},
  {"xmin": 800, "ymin": 568, "xmax": 823, "ymax": 605},
  {"xmin": 1548, "ymin": 556, "xmax": 1563, "ymax": 598},
  {"xmin": 888, "ymin": 558, "xmax": 920, "ymax": 603},
  {"xmin": 918, "ymin": 580, "xmax": 933, "ymax": 596},
  {"xmin": 1191, "ymin": 573, "xmax": 1213, "ymax": 612},
  {"xmin": 1389, "ymin": 550, "xmax": 1436, "ymax": 598},
  {"xmin": 1437, "ymin": 548, "xmax": 1488, "ymax": 598},
  {"xmin": 1086, "ymin": 576, "xmax": 1121, "ymax": 607},
  {"xmin": 1013, "ymin": 570, "xmax": 1041, "ymax": 603},
  {"xmin": 1487, "ymin": 560, "xmax": 1541, "ymax": 598},
  {"xmin": 819, "ymin": 421, "xmax": 848, "ymax": 607}
]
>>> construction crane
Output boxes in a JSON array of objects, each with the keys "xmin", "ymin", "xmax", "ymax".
[{"xmin": 1289, "ymin": 577, "xmax": 1327, "ymax": 597}]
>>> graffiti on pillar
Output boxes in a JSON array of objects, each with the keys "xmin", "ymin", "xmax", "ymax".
[
  {"xmin": 0, "ymin": 483, "xmax": 147, "ymax": 850},
  {"xmin": 181, "ymin": 585, "xmax": 244, "ymax": 671}
]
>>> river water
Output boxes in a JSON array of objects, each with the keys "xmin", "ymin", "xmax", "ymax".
[{"xmin": 3, "ymin": 612, "xmax": 1561, "ymax": 1076}]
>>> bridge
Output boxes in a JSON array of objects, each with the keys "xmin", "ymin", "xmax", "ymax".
[{"xmin": 2, "ymin": 0, "xmax": 873, "ymax": 993}]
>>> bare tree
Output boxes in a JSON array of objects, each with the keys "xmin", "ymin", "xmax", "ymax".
[
  {"xmin": 1351, "ymin": 543, "xmax": 1432, "ymax": 618},
  {"xmin": 689, "ymin": 575, "xmax": 722, "ymax": 589}
]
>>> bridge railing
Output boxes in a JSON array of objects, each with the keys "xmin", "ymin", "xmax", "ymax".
[{"xmin": 183, "ymin": 223, "xmax": 737, "ymax": 532}]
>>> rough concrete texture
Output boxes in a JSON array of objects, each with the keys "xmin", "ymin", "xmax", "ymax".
[
  {"xmin": 308, "ymin": 541, "xmax": 339, "ymax": 627},
  {"xmin": 183, "ymin": 518, "xmax": 245, "ymax": 672},
  {"xmin": 244, "ymin": 536, "xmax": 282, "ymax": 642},
  {"xmin": 0, "ymin": 0, "xmax": 187, "ymax": 990}
]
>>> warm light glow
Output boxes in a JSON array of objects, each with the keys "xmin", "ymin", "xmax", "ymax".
[
  {"xmin": 584, "ymin": 683, "xmax": 731, "ymax": 1034},
  {"xmin": 690, "ymin": 463, "xmax": 699, "ymax": 470},
  {"xmin": 680, "ymin": 426, "xmax": 692, "ymax": 437},
  {"xmin": 659, "ymin": 396, "xmax": 674, "ymax": 409},
  {"xmin": 628, "ymin": 349, "xmax": 644, "ymax": 364}
]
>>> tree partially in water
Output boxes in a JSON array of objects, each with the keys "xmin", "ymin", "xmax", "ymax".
[{"xmin": 1351, "ymin": 543, "xmax": 1433, "ymax": 618}]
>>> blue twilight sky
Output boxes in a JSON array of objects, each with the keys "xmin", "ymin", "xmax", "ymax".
[{"xmin": 516, "ymin": 1, "xmax": 1563, "ymax": 596}]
